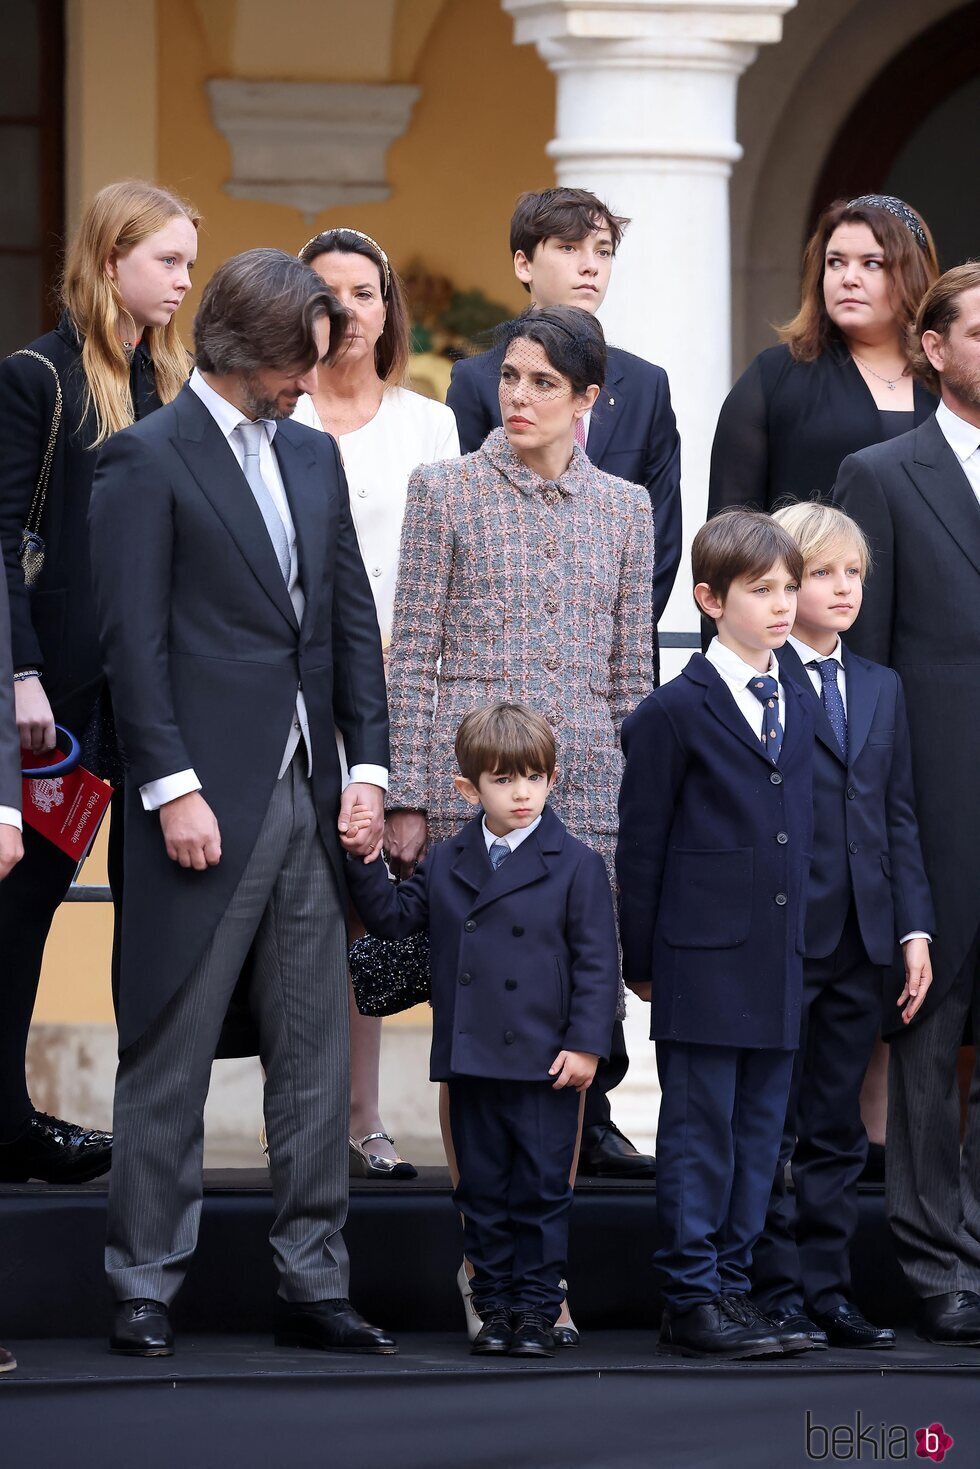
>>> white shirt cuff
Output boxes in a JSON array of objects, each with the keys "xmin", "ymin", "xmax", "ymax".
[
  {"xmin": 0, "ymin": 805, "xmax": 22, "ymax": 831},
  {"xmin": 900, "ymin": 931, "xmax": 932, "ymax": 945},
  {"xmin": 347, "ymin": 764, "xmax": 388, "ymax": 792},
  {"xmin": 140, "ymin": 770, "xmax": 202, "ymax": 811}
]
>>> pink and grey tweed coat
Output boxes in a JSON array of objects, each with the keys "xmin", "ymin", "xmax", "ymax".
[{"xmin": 385, "ymin": 428, "xmax": 655, "ymax": 888}]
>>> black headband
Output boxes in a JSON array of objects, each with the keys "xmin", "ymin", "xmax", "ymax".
[{"xmin": 846, "ymin": 194, "xmax": 928, "ymax": 252}]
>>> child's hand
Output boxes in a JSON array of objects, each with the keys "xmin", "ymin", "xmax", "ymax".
[
  {"xmin": 549, "ymin": 1050, "xmax": 599, "ymax": 1093},
  {"xmin": 626, "ymin": 979, "xmax": 651, "ymax": 1003},
  {"xmin": 898, "ymin": 937, "xmax": 932, "ymax": 1023}
]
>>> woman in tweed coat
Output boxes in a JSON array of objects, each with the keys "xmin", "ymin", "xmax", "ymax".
[{"xmin": 383, "ymin": 309, "xmax": 654, "ymax": 882}]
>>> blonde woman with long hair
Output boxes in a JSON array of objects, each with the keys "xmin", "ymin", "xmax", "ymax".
[{"xmin": 0, "ymin": 179, "xmax": 198, "ymax": 1186}]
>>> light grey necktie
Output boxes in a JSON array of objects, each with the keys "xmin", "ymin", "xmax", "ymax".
[
  {"xmin": 489, "ymin": 838, "xmax": 511, "ymax": 870},
  {"xmin": 234, "ymin": 420, "xmax": 290, "ymax": 582}
]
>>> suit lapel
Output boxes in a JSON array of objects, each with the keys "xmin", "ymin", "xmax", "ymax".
[
  {"xmin": 907, "ymin": 417, "xmax": 980, "ymax": 579},
  {"xmin": 273, "ymin": 422, "xmax": 326, "ymax": 637},
  {"xmin": 778, "ymin": 676, "xmax": 812, "ymax": 768},
  {"xmin": 172, "ymin": 388, "xmax": 297, "ymax": 631},
  {"xmin": 700, "ymin": 666, "xmax": 777, "ymax": 767},
  {"xmin": 840, "ymin": 645, "xmax": 880, "ymax": 766},
  {"xmin": 450, "ymin": 820, "xmax": 492, "ymax": 897},
  {"xmin": 584, "ymin": 354, "xmax": 626, "ymax": 465},
  {"xmin": 777, "ymin": 643, "xmax": 846, "ymax": 766},
  {"xmin": 449, "ymin": 810, "xmax": 557, "ymax": 912}
]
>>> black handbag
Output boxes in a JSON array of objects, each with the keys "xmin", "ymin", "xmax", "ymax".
[
  {"xmin": 13, "ymin": 349, "xmax": 62, "ymax": 586},
  {"xmin": 348, "ymin": 929, "xmax": 431, "ymax": 1017}
]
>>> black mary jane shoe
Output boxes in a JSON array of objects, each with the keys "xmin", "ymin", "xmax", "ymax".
[
  {"xmin": 509, "ymin": 1311, "xmax": 556, "ymax": 1358},
  {"xmin": 813, "ymin": 1302, "xmax": 895, "ymax": 1349},
  {"xmin": 348, "ymin": 1132, "xmax": 418, "ymax": 1181},
  {"xmin": 471, "ymin": 1309, "xmax": 514, "ymax": 1355},
  {"xmin": 110, "ymin": 1299, "xmax": 174, "ymax": 1357},
  {"xmin": 0, "ymin": 1111, "xmax": 112, "ymax": 1184},
  {"xmin": 275, "ymin": 1298, "xmax": 397, "ymax": 1355}
]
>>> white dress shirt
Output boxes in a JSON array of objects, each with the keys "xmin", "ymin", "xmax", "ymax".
[
  {"xmin": 140, "ymin": 369, "xmax": 386, "ymax": 811},
  {"xmin": 704, "ymin": 637, "xmax": 786, "ymax": 744},
  {"xmin": 0, "ymin": 805, "xmax": 20, "ymax": 831},
  {"xmin": 936, "ymin": 399, "xmax": 980, "ymax": 506},
  {"xmin": 482, "ymin": 813, "xmax": 542, "ymax": 854},
  {"xmin": 787, "ymin": 634, "xmax": 928, "ymax": 946}
]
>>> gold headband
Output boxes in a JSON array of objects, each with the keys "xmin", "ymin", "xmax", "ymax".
[{"xmin": 298, "ymin": 228, "xmax": 391, "ymax": 297}]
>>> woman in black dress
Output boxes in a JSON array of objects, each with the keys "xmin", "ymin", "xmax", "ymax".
[
  {"xmin": 708, "ymin": 195, "xmax": 939, "ymax": 516},
  {"xmin": 0, "ymin": 180, "xmax": 199, "ymax": 1184}
]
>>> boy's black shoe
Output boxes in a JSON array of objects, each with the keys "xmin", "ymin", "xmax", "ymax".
[
  {"xmin": 813, "ymin": 1302, "xmax": 895, "ymax": 1349},
  {"xmin": 509, "ymin": 1311, "xmax": 556, "ymax": 1358},
  {"xmin": 658, "ymin": 1299, "xmax": 781, "ymax": 1360},
  {"xmin": 724, "ymin": 1293, "xmax": 819, "ymax": 1354},
  {"xmin": 471, "ymin": 1309, "xmax": 514, "ymax": 1355},
  {"xmin": 766, "ymin": 1305, "xmax": 828, "ymax": 1349}
]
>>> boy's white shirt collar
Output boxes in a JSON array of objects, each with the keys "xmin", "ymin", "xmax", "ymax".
[
  {"xmin": 482, "ymin": 814, "xmax": 542, "ymax": 854},
  {"xmin": 788, "ymin": 632, "xmax": 843, "ymax": 665},
  {"xmin": 705, "ymin": 636, "xmax": 779, "ymax": 690},
  {"xmin": 936, "ymin": 398, "xmax": 980, "ymax": 461}
]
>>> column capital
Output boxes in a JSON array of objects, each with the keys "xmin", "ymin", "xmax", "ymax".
[{"xmin": 502, "ymin": 0, "xmax": 796, "ymax": 57}]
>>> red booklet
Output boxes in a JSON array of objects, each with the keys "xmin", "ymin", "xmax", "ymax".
[{"xmin": 22, "ymin": 750, "xmax": 113, "ymax": 862}]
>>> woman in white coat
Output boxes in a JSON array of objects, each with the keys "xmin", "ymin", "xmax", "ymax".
[{"xmin": 294, "ymin": 228, "xmax": 459, "ymax": 1177}]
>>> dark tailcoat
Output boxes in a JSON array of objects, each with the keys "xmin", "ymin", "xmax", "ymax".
[
  {"xmin": 0, "ymin": 314, "xmax": 161, "ymax": 729},
  {"xmin": 616, "ymin": 654, "xmax": 815, "ymax": 1050},
  {"xmin": 345, "ymin": 806, "xmax": 619, "ymax": 1081},
  {"xmin": 708, "ymin": 343, "xmax": 937, "ymax": 518},
  {"xmin": 89, "ymin": 385, "xmax": 389, "ymax": 1051},
  {"xmin": 447, "ymin": 343, "xmax": 681, "ymax": 621},
  {"xmin": 834, "ymin": 415, "xmax": 980, "ymax": 1019},
  {"xmin": 0, "ymin": 556, "xmax": 19, "ymax": 811},
  {"xmin": 777, "ymin": 642, "xmax": 935, "ymax": 978}
]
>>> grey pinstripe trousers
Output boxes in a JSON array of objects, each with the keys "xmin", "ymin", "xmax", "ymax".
[
  {"xmin": 886, "ymin": 923, "xmax": 980, "ymax": 1299},
  {"xmin": 106, "ymin": 760, "xmax": 351, "ymax": 1306}
]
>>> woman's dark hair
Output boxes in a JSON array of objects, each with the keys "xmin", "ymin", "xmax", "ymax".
[
  {"xmin": 298, "ymin": 228, "xmax": 411, "ymax": 385},
  {"xmin": 779, "ymin": 197, "xmax": 938, "ymax": 363},
  {"xmin": 500, "ymin": 306, "xmax": 606, "ymax": 393},
  {"xmin": 194, "ymin": 248, "xmax": 349, "ymax": 375}
]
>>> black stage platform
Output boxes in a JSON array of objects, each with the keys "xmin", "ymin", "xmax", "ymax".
[{"xmin": 5, "ymin": 1171, "xmax": 980, "ymax": 1468}]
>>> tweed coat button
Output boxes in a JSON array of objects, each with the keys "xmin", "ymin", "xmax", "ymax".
[
  {"xmin": 464, "ymin": 919, "xmax": 477, "ymax": 932},
  {"xmin": 776, "ymin": 831, "xmax": 789, "ymax": 844},
  {"xmin": 545, "ymin": 597, "xmax": 560, "ymax": 616},
  {"xmin": 774, "ymin": 893, "xmax": 788, "ymax": 906},
  {"xmin": 543, "ymin": 541, "xmax": 558, "ymax": 559},
  {"xmin": 543, "ymin": 652, "xmax": 560, "ymax": 671},
  {"xmin": 770, "ymin": 772, "xmax": 783, "ymax": 785},
  {"xmin": 505, "ymin": 979, "xmax": 518, "ymax": 991},
  {"xmin": 848, "ymin": 840, "xmax": 859, "ymax": 854},
  {"xmin": 459, "ymin": 972, "xmax": 472, "ymax": 986},
  {"xmin": 504, "ymin": 1030, "xmax": 516, "ymax": 1044}
]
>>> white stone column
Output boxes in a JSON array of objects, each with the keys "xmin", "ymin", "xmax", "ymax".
[{"xmin": 502, "ymin": 0, "xmax": 796, "ymax": 1151}]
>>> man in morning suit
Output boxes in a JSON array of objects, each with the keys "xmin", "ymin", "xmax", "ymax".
[
  {"xmin": 89, "ymin": 250, "xmax": 394, "ymax": 1357},
  {"xmin": 447, "ymin": 189, "xmax": 681, "ymax": 1180},
  {"xmin": 834, "ymin": 263, "xmax": 980, "ymax": 1345}
]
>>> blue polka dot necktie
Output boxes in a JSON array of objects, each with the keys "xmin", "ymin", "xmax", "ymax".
[
  {"xmin": 747, "ymin": 674, "xmax": 783, "ymax": 763},
  {"xmin": 489, "ymin": 839, "xmax": 511, "ymax": 870},
  {"xmin": 808, "ymin": 658, "xmax": 848, "ymax": 760}
]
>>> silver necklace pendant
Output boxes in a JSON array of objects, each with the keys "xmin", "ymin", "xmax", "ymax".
[{"xmin": 887, "ymin": 380, "xmax": 896, "ymax": 390}]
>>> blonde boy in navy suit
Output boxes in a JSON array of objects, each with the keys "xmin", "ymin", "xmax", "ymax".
[{"xmin": 344, "ymin": 704, "xmax": 619, "ymax": 1358}]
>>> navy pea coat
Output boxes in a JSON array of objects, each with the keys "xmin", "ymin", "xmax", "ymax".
[
  {"xmin": 777, "ymin": 642, "xmax": 935, "ymax": 983},
  {"xmin": 616, "ymin": 653, "xmax": 815, "ymax": 1051},
  {"xmin": 345, "ymin": 805, "xmax": 619, "ymax": 1081}
]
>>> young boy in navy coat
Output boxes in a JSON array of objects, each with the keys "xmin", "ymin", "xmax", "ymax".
[
  {"xmin": 344, "ymin": 703, "xmax": 619, "ymax": 1358},
  {"xmin": 617, "ymin": 510, "xmax": 816, "ymax": 1359},
  {"xmin": 751, "ymin": 504, "xmax": 934, "ymax": 1349}
]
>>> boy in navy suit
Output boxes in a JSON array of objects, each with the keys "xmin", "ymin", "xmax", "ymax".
[
  {"xmin": 751, "ymin": 504, "xmax": 934, "ymax": 1349},
  {"xmin": 617, "ymin": 510, "xmax": 816, "ymax": 1359},
  {"xmin": 344, "ymin": 703, "xmax": 618, "ymax": 1358}
]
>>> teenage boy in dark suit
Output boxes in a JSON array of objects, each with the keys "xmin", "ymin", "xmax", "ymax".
[
  {"xmin": 345, "ymin": 703, "xmax": 619, "ymax": 1359},
  {"xmin": 751, "ymin": 503, "xmax": 934, "ymax": 1350},
  {"xmin": 617, "ymin": 510, "xmax": 816, "ymax": 1359},
  {"xmin": 449, "ymin": 188, "xmax": 679, "ymax": 1179}
]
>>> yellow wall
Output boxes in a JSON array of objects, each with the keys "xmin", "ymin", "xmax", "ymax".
[{"xmin": 38, "ymin": 0, "xmax": 555, "ymax": 1026}]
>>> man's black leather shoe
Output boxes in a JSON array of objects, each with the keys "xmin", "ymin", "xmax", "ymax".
[
  {"xmin": 578, "ymin": 1122, "xmax": 656, "ymax": 1179},
  {"xmin": 471, "ymin": 1309, "xmax": 514, "ymax": 1355},
  {"xmin": 766, "ymin": 1306, "xmax": 828, "ymax": 1349},
  {"xmin": 110, "ymin": 1299, "xmax": 173, "ymax": 1356},
  {"xmin": 274, "ymin": 1299, "xmax": 397, "ymax": 1354},
  {"xmin": 0, "ymin": 1111, "xmax": 112, "ymax": 1184},
  {"xmin": 509, "ymin": 1311, "xmax": 556, "ymax": 1357},
  {"xmin": 724, "ymin": 1294, "xmax": 819, "ymax": 1354},
  {"xmin": 658, "ymin": 1299, "xmax": 781, "ymax": 1359},
  {"xmin": 814, "ymin": 1302, "xmax": 895, "ymax": 1349},
  {"xmin": 918, "ymin": 1290, "xmax": 980, "ymax": 1345}
]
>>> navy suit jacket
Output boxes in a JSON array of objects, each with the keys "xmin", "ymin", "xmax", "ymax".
[
  {"xmin": 616, "ymin": 654, "xmax": 815, "ymax": 1051},
  {"xmin": 776, "ymin": 643, "xmax": 935, "ymax": 974},
  {"xmin": 447, "ymin": 343, "xmax": 682, "ymax": 622},
  {"xmin": 345, "ymin": 805, "xmax": 619, "ymax": 1081}
]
